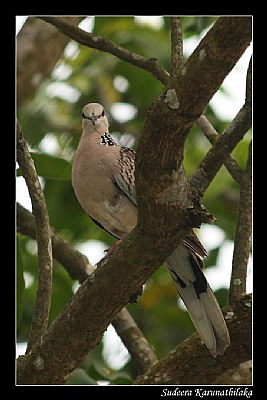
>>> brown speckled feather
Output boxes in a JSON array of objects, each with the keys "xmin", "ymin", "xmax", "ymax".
[{"xmin": 115, "ymin": 147, "xmax": 137, "ymax": 205}]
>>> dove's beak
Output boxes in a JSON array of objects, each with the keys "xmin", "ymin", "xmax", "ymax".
[
  {"xmin": 89, "ymin": 115, "xmax": 98, "ymax": 126},
  {"xmin": 82, "ymin": 113, "xmax": 98, "ymax": 126}
]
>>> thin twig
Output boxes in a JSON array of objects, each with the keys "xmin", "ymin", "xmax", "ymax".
[
  {"xmin": 39, "ymin": 16, "xmax": 170, "ymax": 86},
  {"xmin": 197, "ymin": 115, "xmax": 243, "ymax": 184},
  {"xmin": 16, "ymin": 123, "xmax": 53, "ymax": 353},
  {"xmin": 16, "ymin": 202, "xmax": 158, "ymax": 372},
  {"xmin": 196, "ymin": 56, "xmax": 252, "ymax": 303},
  {"xmin": 191, "ymin": 49, "xmax": 252, "ymax": 198},
  {"xmin": 229, "ymin": 142, "xmax": 252, "ymax": 304},
  {"xmin": 170, "ymin": 16, "xmax": 183, "ymax": 78},
  {"xmin": 112, "ymin": 308, "xmax": 158, "ymax": 374},
  {"xmin": 17, "ymin": 17, "xmax": 252, "ymax": 384},
  {"xmin": 190, "ymin": 103, "xmax": 251, "ymax": 198}
]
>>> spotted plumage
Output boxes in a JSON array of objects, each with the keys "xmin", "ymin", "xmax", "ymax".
[
  {"xmin": 115, "ymin": 147, "xmax": 136, "ymax": 205},
  {"xmin": 71, "ymin": 102, "xmax": 230, "ymax": 357},
  {"xmin": 100, "ymin": 132, "xmax": 117, "ymax": 146}
]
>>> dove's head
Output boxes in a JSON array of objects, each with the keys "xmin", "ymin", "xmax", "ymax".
[{"xmin": 82, "ymin": 103, "xmax": 109, "ymax": 134}]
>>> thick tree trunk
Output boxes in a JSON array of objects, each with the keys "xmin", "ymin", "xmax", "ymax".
[{"xmin": 16, "ymin": 17, "xmax": 252, "ymax": 386}]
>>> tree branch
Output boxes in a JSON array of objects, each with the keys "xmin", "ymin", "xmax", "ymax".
[
  {"xmin": 16, "ymin": 123, "xmax": 53, "ymax": 353},
  {"xmin": 16, "ymin": 202, "xmax": 157, "ymax": 376},
  {"xmin": 190, "ymin": 102, "xmax": 251, "ymax": 199},
  {"xmin": 16, "ymin": 223, "xmax": 181, "ymax": 384},
  {"xmin": 196, "ymin": 115, "xmax": 243, "ymax": 184},
  {"xmin": 172, "ymin": 17, "xmax": 251, "ymax": 118},
  {"xmin": 136, "ymin": 16, "xmax": 251, "ymax": 229},
  {"xmin": 38, "ymin": 16, "xmax": 170, "ymax": 86},
  {"xmin": 229, "ymin": 142, "xmax": 252, "ymax": 304},
  {"xmin": 16, "ymin": 17, "xmax": 252, "ymax": 385},
  {"xmin": 246, "ymin": 56, "xmax": 252, "ymax": 105},
  {"xmin": 112, "ymin": 308, "xmax": 158, "ymax": 374},
  {"xmin": 16, "ymin": 202, "xmax": 92, "ymax": 282},
  {"xmin": 190, "ymin": 46, "xmax": 252, "ymax": 202},
  {"xmin": 170, "ymin": 17, "xmax": 183, "ymax": 79},
  {"xmin": 134, "ymin": 294, "xmax": 252, "ymax": 385},
  {"xmin": 211, "ymin": 360, "xmax": 252, "ymax": 385}
]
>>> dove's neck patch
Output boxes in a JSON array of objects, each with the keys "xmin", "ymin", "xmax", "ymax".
[{"xmin": 100, "ymin": 132, "xmax": 117, "ymax": 146}]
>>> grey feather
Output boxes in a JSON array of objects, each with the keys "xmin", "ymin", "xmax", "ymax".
[{"xmin": 165, "ymin": 245, "xmax": 230, "ymax": 357}]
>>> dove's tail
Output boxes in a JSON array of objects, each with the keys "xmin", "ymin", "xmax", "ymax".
[{"xmin": 165, "ymin": 245, "xmax": 230, "ymax": 357}]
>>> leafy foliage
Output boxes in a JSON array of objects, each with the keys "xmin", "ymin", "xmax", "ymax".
[
  {"xmin": 17, "ymin": 153, "xmax": 72, "ymax": 180},
  {"xmin": 16, "ymin": 16, "xmax": 251, "ymax": 385}
]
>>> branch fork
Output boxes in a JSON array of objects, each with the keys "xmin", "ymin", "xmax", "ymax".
[{"xmin": 17, "ymin": 16, "xmax": 252, "ymax": 385}]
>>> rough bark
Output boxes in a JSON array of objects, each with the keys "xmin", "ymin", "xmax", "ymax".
[
  {"xmin": 134, "ymin": 294, "xmax": 252, "ymax": 385},
  {"xmin": 16, "ymin": 16, "xmax": 252, "ymax": 385},
  {"xmin": 212, "ymin": 360, "xmax": 252, "ymax": 385},
  {"xmin": 16, "ymin": 225, "xmax": 177, "ymax": 384},
  {"xmin": 17, "ymin": 203, "xmax": 158, "ymax": 375},
  {"xmin": 197, "ymin": 115, "xmax": 243, "ymax": 184},
  {"xmin": 170, "ymin": 17, "xmax": 183, "ymax": 78},
  {"xmin": 17, "ymin": 202, "xmax": 92, "ymax": 282},
  {"xmin": 136, "ymin": 17, "xmax": 251, "ymax": 229},
  {"xmin": 229, "ymin": 143, "xmax": 252, "ymax": 304},
  {"xmin": 190, "ymin": 102, "xmax": 251, "ymax": 199},
  {"xmin": 17, "ymin": 123, "xmax": 53, "ymax": 353}
]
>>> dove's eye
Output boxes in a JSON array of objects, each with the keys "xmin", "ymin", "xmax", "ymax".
[{"xmin": 101, "ymin": 110, "xmax": 105, "ymax": 117}]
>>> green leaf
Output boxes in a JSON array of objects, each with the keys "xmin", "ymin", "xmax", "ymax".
[
  {"xmin": 17, "ymin": 153, "xmax": 71, "ymax": 181},
  {"xmin": 17, "ymin": 234, "xmax": 25, "ymax": 328},
  {"xmin": 16, "ymin": 16, "xmax": 249, "ymax": 379}
]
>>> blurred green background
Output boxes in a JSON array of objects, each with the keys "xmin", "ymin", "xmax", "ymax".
[{"xmin": 16, "ymin": 16, "xmax": 252, "ymax": 385}]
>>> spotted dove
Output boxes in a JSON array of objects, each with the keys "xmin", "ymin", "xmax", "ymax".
[{"xmin": 72, "ymin": 103, "xmax": 230, "ymax": 357}]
